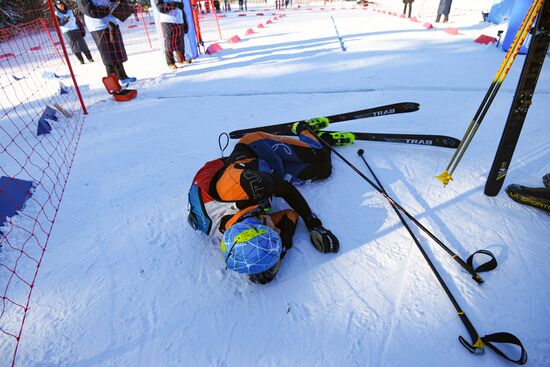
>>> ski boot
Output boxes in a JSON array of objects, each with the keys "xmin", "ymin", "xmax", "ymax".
[
  {"xmin": 505, "ymin": 184, "xmax": 550, "ymax": 214},
  {"xmin": 543, "ymin": 173, "xmax": 550, "ymax": 188},
  {"xmin": 120, "ymin": 76, "xmax": 137, "ymax": 84},
  {"xmin": 318, "ymin": 131, "xmax": 356, "ymax": 146},
  {"xmin": 291, "ymin": 117, "xmax": 330, "ymax": 135}
]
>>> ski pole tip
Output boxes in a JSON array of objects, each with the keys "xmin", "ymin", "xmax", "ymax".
[
  {"xmin": 435, "ymin": 170, "xmax": 453, "ymax": 186},
  {"xmin": 357, "ymin": 149, "xmax": 364, "ymax": 156}
]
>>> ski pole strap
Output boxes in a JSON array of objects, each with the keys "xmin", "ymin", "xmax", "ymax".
[
  {"xmin": 467, "ymin": 249, "xmax": 497, "ymax": 273},
  {"xmin": 218, "ymin": 132, "xmax": 229, "ymax": 158},
  {"xmin": 481, "ymin": 332, "xmax": 528, "ymax": 365},
  {"xmin": 457, "ymin": 311, "xmax": 485, "ymax": 355}
]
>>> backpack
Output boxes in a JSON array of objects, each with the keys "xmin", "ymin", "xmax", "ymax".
[{"xmin": 187, "ymin": 158, "xmax": 226, "ymax": 235}]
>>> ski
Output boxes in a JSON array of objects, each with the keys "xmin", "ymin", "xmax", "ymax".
[
  {"xmin": 484, "ymin": 0, "xmax": 550, "ymax": 196},
  {"xmin": 228, "ymin": 102, "xmax": 420, "ymax": 139},
  {"xmin": 326, "ymin": 131, "xmax": 460, "ymax": 149}
]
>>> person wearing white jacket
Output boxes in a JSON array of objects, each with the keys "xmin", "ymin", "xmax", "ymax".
[
  {"xmin": 55, "ymin": 0, "xmax": 94, "ymax": 64},
  {"xmin": 155, "ymin": 0, "xmax": 190, "ymax": 69},
  {"xmin": 76, "ymin": 0, "xmax": 136, "ymax": 83}
]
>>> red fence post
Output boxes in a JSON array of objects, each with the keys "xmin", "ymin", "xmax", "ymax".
[
  {"xmin": 210, "ymin": 0, "xmax": 223, "ymax": 40},
  {"xmin": 137, "ymin": 4, "xmax": 154, "ymax": 49}
]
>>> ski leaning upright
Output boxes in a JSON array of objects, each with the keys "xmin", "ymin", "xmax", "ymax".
[
  {"xmin": 485, "ymin": 0, "xmax": 550, "ymax": 196},
  {"xmin": 228, "ymin": 102, "xmax": 420, "ymax": 138}
]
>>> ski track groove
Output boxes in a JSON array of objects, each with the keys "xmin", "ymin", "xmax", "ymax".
[
  {"xmin": 143, "ymin": 86, "xmax": 550, "ymax": 100},
  {"xmin": 378, "ymin": 238, "xmax": 415, "ymax": 364}
]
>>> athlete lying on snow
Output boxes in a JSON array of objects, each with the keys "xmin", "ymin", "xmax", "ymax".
[{"xmin": 187, "ymin": 121, "xmax": 355, "ymax": 284}]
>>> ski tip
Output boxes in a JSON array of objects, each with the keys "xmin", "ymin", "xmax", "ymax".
[
  {"xmin": 435, "ymin": 170, "xmax": 453, "ymax": 186},
  {"xmin": 404, "ymin": 102, "xmax": 420, "ymax": 109}
]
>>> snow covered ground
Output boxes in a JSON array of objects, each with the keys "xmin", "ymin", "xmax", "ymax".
[{"xmin": 4, "ymin": 1, "xmax": 550, "ymax": 366}]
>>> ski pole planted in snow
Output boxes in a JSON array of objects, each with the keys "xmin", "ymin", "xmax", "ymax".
[
  {"xmin": 357, "ymin": 148, "xmax": 528, "ymax": 365},
  {"xmin": 435, "ymin": 0, "xmax": 544, "ymax": 187},
  {"xmin": 485, "ymin": 0, "xmax": 550, "ymax": 196},
  {"xmin": 331, "ymin": 16, "xmax": 346, "ymax": 51}
]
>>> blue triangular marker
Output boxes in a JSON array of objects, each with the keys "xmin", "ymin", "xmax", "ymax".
[
  {"xmin": 42, "ymin": 71, "xmax": 60, "ymax": 79},
  {"xmin": 60, "ymin": 84, "xmax": 69, "ymax": 95},
  {"xmin": 44, "ymin": 106, "xmax": 58, "ymax": 121},
  {"xmin": 0, "ymin": 176, "xmax": 34, "ymax": 229},
  {"xmin": 37, "ymin": 111, "xmax": 52, "ymax": 136}
]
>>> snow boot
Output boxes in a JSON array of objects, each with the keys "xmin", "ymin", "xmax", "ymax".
[
  {"xmin": 543, "ymin": 173, "xmax": 550, "ymax": 188},
  {"xmin": 505, "ymin": 184, "xmax": 550, "ymax": 214},
  {"xmin": 318, "ymin": 131, "xmax": 356, "ymax": 146}
]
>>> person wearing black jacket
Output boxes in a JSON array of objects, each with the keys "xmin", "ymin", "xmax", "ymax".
[
  {"xmin": 76, "ymin": 0, "xmax": 136, "ymax": 83},
  {"xmin": 155, "ymin": 0, "xmax": 190, "ymax": 69},
  {"xmin": 54, "ymin": 0, "xmax": 94, "ymax": 64}
]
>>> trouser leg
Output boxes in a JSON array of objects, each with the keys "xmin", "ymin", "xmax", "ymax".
[
  {"xmin": 75, "ymin": 52, "xmax": 84, "ymax": 64},
  {"xmin": 165, "ymin": 50, "xmax": 176, "ymax": 65},
  {"xmin": 114, "ymin": 63, "xmax": 128, "ymax": 80},
  {"xmin": 105, "ymin": 64, "xmax": 115, "ymax": 76}
]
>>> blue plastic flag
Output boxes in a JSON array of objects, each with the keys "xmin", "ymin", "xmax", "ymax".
[{"xmin": 0, "ymin": 176, "xmax": 34, "ymax": 229}]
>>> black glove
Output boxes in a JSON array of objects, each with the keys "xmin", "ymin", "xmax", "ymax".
[
  {"xmin": 309, "ymin": 226, "xmax": 339, "ymax": 253},
  {"xmin": 183, "ymin": 21, "xmax": 189, "ymax": 34},
  {"xmin": 277, "ymin": 216, "xmax": 297, "ymax": 254}
]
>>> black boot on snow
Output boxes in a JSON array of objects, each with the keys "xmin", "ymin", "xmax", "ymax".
[{"xmin": 506, "ymin": 184, "xmax": 550, "ymax": 214}]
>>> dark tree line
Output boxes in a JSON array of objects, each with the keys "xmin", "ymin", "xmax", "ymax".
[{"xmin": 0, "ymin": 0, "xmax": 79, "ymax": 29}]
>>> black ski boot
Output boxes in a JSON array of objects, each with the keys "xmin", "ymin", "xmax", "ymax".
[{"xmin": 506, "ymin": 184, "xmax": 550, "ymax": 214}]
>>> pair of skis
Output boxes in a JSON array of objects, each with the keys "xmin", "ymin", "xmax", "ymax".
[{"xmin": 228, "ymin": 102, "xmax": 461, "ymax": 149}]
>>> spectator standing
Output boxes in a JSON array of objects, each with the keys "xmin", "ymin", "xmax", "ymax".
[
  {"xmin": 155, "ymin": 0, "xmax": 190, "ymax": 70},
  {"xmin": 238, "ymin": 0, "xmax": 247, "ymax": 11},
  {"xmin": 54, "ymin": 0, "xmax": 94, "ymax": 64},
  {"xmin": 402, "ymin": 0, "xmax": 413, "ymax": 18},
  {"xmin": 436, "ymin": 0, "xmax": 453, "ymax": 22},
  {"xmin": 77, "ymin": 0, "xmax": 136, "ymax": 83}
]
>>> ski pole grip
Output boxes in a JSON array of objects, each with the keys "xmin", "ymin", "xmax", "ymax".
[
  {"xmin": 467, "ymin": 249, "xmax": 498, "ymax": 273},
  {"xmin": 453, "ymin": 255, "xmax": 484, "ymax": 284},
  {"xmin": 457, "ymin": 312, "xmax": 485, "ymax": 355},
  {"xmin": 482, "ymin": 332, "xmax": 528, "ymax": 365}
]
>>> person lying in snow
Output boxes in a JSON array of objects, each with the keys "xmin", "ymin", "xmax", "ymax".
[{"xmin": 187, "ymin": 121, "xmax": 356, "ymax": 284}]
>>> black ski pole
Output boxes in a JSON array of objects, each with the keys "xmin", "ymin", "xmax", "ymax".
[
  {"xmin": 357, "ymin": 149, "xmax": 527, "ymax": 364},
  {"xmin": 309, "ymin": 127, "xmax": 491, "ymax": 284}
]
